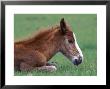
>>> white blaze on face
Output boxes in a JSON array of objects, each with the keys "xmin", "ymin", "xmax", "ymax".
[
  {"xmin": 73, "ymin": 33, "xmax": 83, "ymax": 60},
  {"xmin": 64, "ymin": 32, "xmax": 83, "ymax": 62}
]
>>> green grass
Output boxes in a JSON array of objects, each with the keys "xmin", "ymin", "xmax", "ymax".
[{"xmin": 14, "ymin": 14, "xmax": 97, "ymax": 76}]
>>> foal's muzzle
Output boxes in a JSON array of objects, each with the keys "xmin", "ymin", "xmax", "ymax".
[{"xmin": 72, "ymin": 56, "xmax": 83, "ymax": 66}]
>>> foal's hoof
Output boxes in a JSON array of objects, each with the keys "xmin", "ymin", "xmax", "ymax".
[
  {"xmin": 37, "ymin": 66, "xmax": 57, "ymax": 72},
  {"xmin": 47, "ymin": 66, "xmax": 57, "ymax": 72}
]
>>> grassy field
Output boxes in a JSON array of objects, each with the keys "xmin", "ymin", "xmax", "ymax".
[{"xmin": 14, "ymin": 14, "xmax": 97, "ymax": 76}]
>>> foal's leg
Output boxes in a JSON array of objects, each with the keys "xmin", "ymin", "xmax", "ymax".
[
  {"xmin": 19, "ymin": 50, "xmax": 47, "ymax": 71},
  {"xmin": 46, "ymin": 62, "xmax": 57, "ymax": 66},
  {"xmin": 20, "ymin": 63, "xmax": 57, "ymax": 72},
  {"xmin": 36, "ymin": 65, "xmax": 57, "ymax": 72}
]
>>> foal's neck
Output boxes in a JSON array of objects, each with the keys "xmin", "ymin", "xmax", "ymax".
[{"xmin": 25, "ymin": 27, "xmax": 63, "ymax": 61}]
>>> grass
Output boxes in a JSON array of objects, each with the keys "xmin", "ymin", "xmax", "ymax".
[{"xmin": 14, "ymin": 14, "xmax": 97, "ymax": 76}]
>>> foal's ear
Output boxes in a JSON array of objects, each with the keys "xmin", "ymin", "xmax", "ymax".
[{"xmin": 60, "ymin": 18, "xmax": 66, "ymax": 35}]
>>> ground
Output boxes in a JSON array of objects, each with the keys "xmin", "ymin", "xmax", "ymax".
[{"xmin": 14, "ymin": 14, "xmax": 97, "ymax": 76}]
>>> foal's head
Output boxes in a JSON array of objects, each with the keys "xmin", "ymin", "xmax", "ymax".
[{"xmin": 59, "ymin": 18, "xmax": 83, "ymax": 65}]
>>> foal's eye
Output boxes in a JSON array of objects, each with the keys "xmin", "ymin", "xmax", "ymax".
[{"xmin": 68, "ymin": 40, "xmax": 73, "ymax": 43}]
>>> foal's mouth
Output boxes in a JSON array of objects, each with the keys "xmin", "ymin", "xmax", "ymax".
[{"xmin": 72, "ymin": 59, "xmax": 82, "ymax": 66}]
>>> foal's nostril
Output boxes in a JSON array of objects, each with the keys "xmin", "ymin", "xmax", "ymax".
[
  {"xmin": 73, "ymin": 57, "xmax": 82, "ymax": 65},
  {"xmin": 73, "ymin": 59, "xmax": 79, "ymax": 65}
]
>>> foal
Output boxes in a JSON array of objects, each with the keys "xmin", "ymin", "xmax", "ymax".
[{"xmin": 14, "ymin": 18, "xmax": 83, "ymax": 71}]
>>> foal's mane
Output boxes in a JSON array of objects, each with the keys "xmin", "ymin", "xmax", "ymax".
[{"xmin": 15, "ymin": 25, "xmax": 60, "ymax": 44}]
